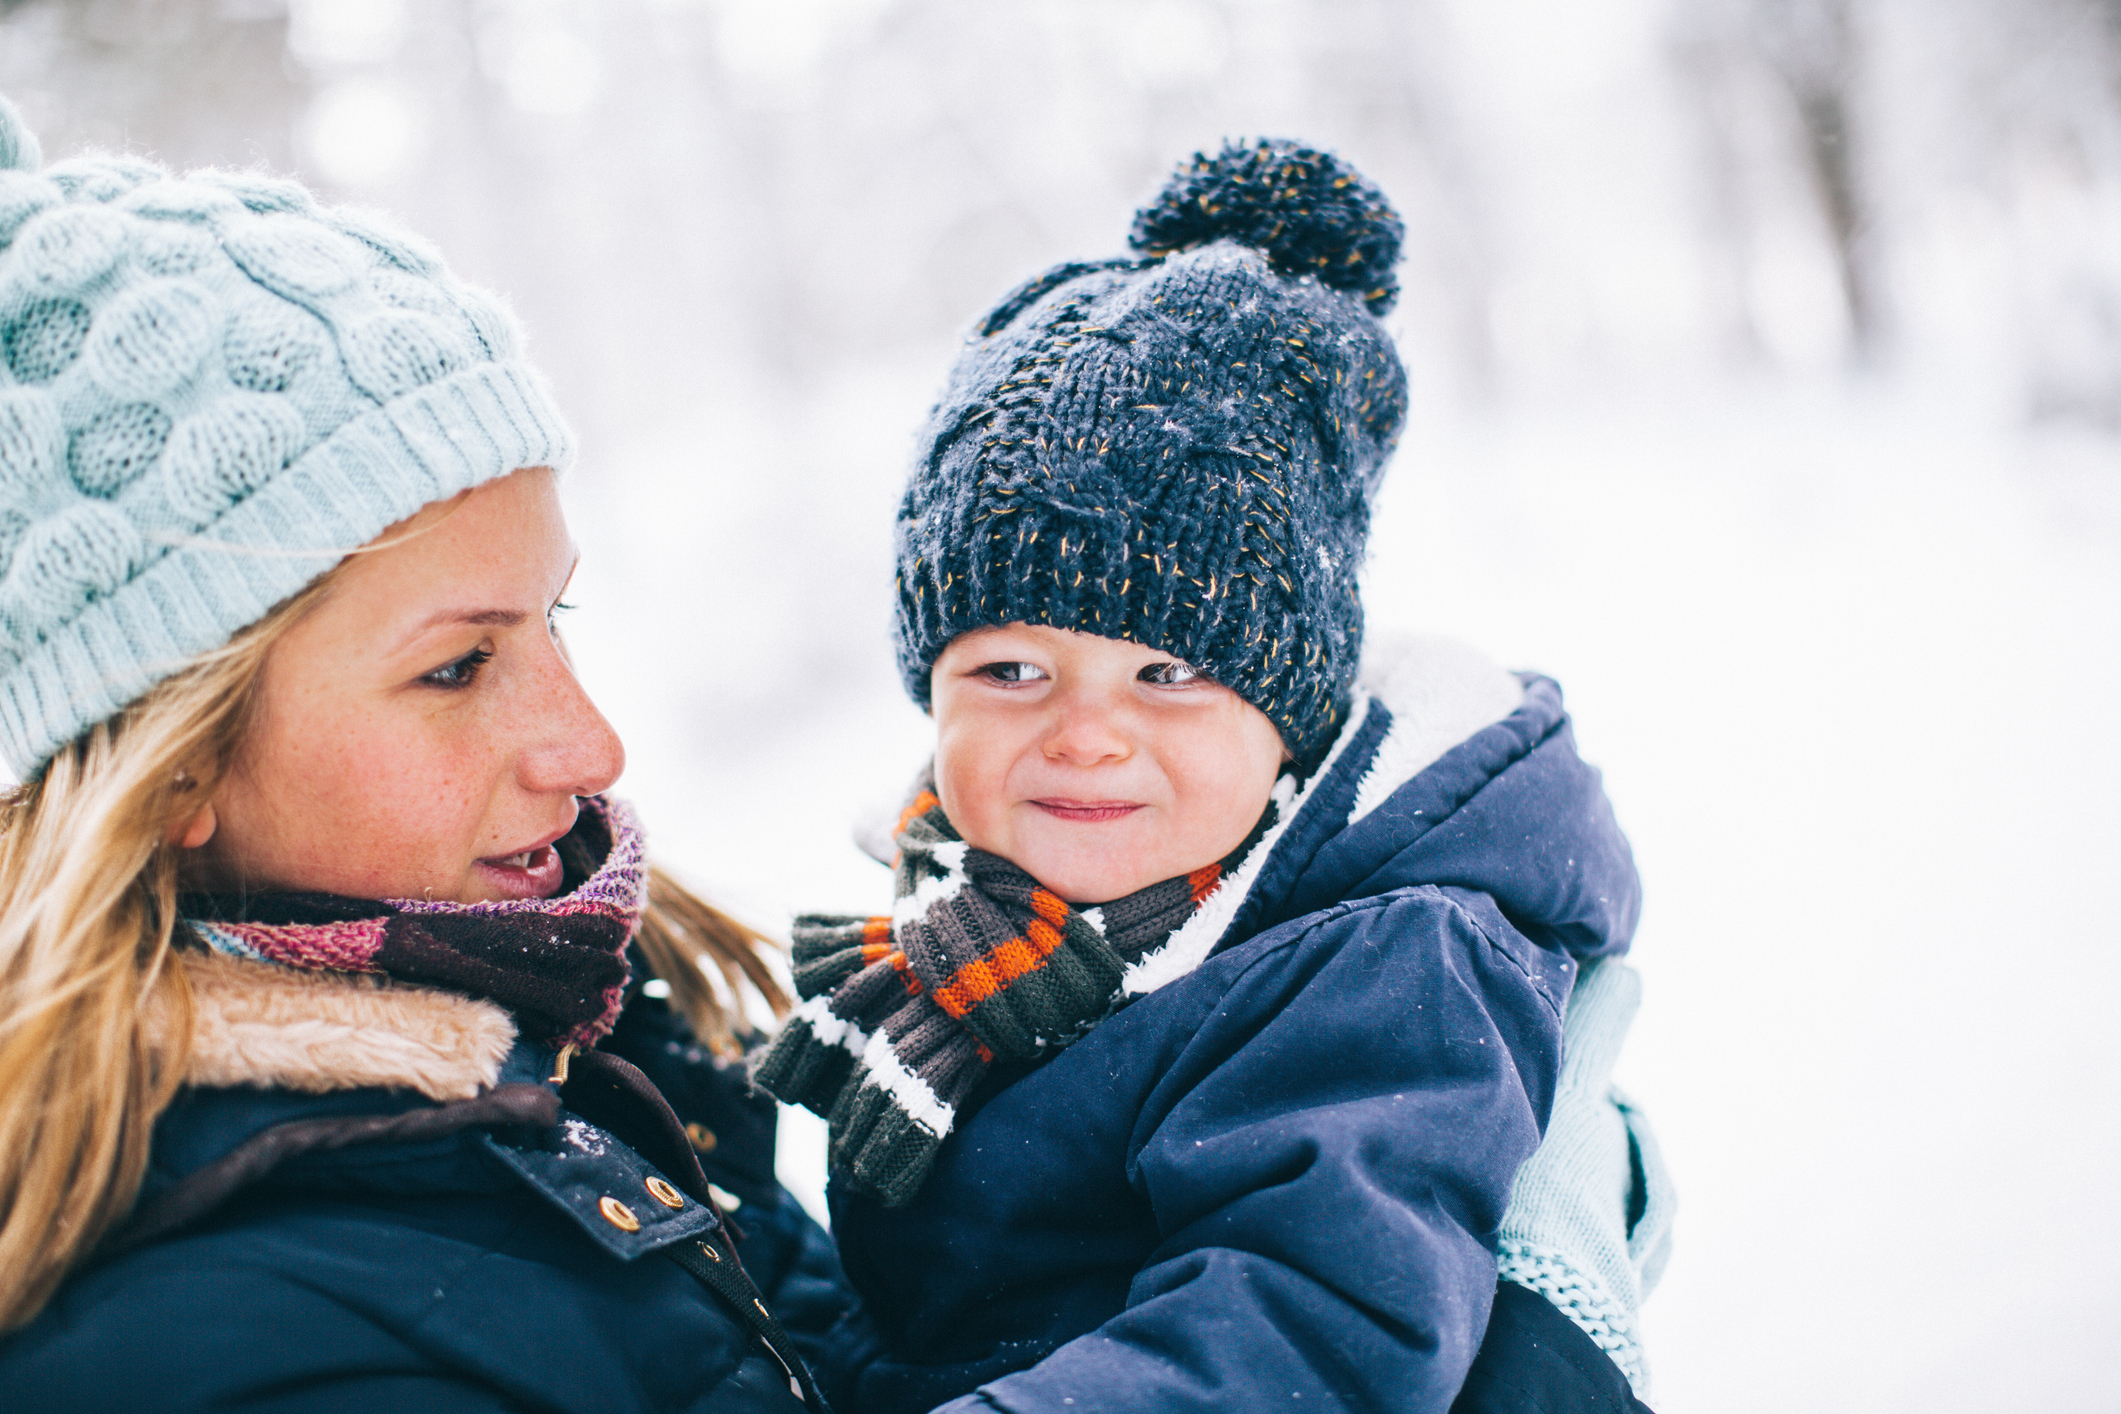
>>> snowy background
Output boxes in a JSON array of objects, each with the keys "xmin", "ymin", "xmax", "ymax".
[{"xmin": 4, "ymin": 0, "xmax": 2117, "ymax": 1408}]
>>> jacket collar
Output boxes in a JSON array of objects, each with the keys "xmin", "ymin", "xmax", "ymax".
[
  {"xmin": 1124, "ymin": 635, "xmax": 1641, "ymax": 986},
  {"xmin": 158, "ymin": 946, "xmax": 518, "ymax": 1101},
  {"xmin": 1117, "ymin": 635, "xmax": 1538, "ymax": 996},
  {"xmin": 127, "ymin": 953, "xmax": 732, "ymax": 1270},
  {"xmin": 1256, "ymin": 636, "xmax": 1642, "ymax": 960}
]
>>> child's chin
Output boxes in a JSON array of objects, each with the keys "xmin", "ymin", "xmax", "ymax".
[
  {"xmin": 1024, "ymin": 860, "xmax": 1158, "ymax": 907},
  {"xmin": 1009, "ymin": 826, "xmax": 1170, "ymax": 904}
]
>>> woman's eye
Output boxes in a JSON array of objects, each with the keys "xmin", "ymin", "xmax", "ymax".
[
  {"xmin": 976, "ymin": 661, "xmax": 1046, "ymax": 684},
  {"xmin": 1140, "ymin": 659, "xmax": 1204, "ymax": 686},
  {"xmin": 547, "ymin": 599, "xmax": 576, "ymax": 636},
  {"xmin": 421, "ymin": 646, "xmax": 492, "ymax": 690}
]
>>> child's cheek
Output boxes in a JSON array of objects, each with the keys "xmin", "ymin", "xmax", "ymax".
[{"xmin": 930, "ymin": 727, "xmax": 998, "ymax": 851}]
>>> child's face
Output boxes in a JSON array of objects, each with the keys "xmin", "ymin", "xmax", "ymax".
[
  {"xmin": 194, "ymin": 468, "xmax": 625, "ymax": 904},
  {"xmin": 931, "ymin": 623, "xmax": 1287, "ymax": 904}
]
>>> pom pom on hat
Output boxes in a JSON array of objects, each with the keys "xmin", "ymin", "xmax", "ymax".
[{"xmin": 1128, "ymin": 138, "xmax": 1405, "ymax": 315}]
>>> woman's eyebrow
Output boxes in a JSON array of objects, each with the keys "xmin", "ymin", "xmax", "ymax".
[{"xmin": 402, "ymin": 608, "xmax": 529, "ymax": 642}]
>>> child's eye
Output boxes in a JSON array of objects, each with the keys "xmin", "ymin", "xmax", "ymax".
[
  {"xmin": 421, "ymin": 646, "xmax": 492, "ymax": 690},
  {"xmin": 1139, "ymin": 659, "xmax": 1204, "ymax": 686},
  {"xmin": 976, "ymin": 661, "xmax": 1047, "ymax": 685}
]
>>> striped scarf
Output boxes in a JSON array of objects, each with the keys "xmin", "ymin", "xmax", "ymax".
[
  {"xmin": 752, "ymin": 777, "xmax": 1275, "ymax": 1207},
  {"xmin": 182, "ymin": 796, "xmax": 648, "ymax": 1049}
]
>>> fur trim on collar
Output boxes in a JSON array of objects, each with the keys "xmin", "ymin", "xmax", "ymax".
[
  {"xmin": 163, "ymin": 949, "xmax": 517, "ymax": 1102},
  {"xmin": 1117, "ymin": 635, "xmax": 1523, "ymax": 997},
  {"xmin": 1348, "ymin": 635, "xmax": 1526, "ymax": 825}
]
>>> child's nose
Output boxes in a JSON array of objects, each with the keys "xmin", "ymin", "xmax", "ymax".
[{"xmin": 1041, "ymin": 694, "xmax": 1132, "ymax": 766}]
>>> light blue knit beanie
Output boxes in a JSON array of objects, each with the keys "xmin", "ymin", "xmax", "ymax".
[{"xmin": 0, "ymin": 95, "xmax": 573, "ymax": 776}]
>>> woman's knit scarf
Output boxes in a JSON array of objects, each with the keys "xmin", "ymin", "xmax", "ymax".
[
  {"xmin": 182, "ymin": 796, "xmax": 648, "ymax": 1049},
  {"xmin": 753, "ymin": 777, "xmax": 1277, "ymax": 1208}
]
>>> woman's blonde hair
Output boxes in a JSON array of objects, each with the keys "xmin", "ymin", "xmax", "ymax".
[{"xmin": 0, "ymin": 572, "xmax": 788, "ymax": 1333}]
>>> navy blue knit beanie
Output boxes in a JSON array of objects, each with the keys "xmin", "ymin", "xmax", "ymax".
[{"xmin": 895, "ymin": 138, "xmax": 1409, "ymax": 770}]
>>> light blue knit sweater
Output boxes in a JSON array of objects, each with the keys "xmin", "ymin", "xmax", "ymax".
[{"xmin": 1497, "ymin": 957, "xmax": 1677, "ymax": 1395}]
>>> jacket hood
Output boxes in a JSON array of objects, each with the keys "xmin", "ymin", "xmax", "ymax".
[{"xmin": 1119, "ymin": 637, "xmax": 1640, "ymax": 998}]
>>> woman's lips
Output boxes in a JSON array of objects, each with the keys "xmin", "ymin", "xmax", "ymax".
[
  {"xmin": 1030, "ymin": 800, "xmax": 1144, "ymax": 824},
  {"xmin": 473, "ymin": 842, "xmax": 565, "ymax": 899}
]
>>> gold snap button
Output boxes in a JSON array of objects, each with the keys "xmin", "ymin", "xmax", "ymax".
[
  {"xmin": 684, "ymin": 1122, "xmax": 717, "ymax": 1153},
  {"xmin": 645, "ymin": 1176, "xmax": 686, "ymax": 1210},
  {"xmin": 598, "ymin": 1196, "xmax": 641, "ymax": 1232}
]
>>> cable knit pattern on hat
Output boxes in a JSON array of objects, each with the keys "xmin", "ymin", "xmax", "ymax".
[
  {"xmin": 0, "ymin": 95, "xmax": 573, "ymax": 775},
  {"xmin": 895, "ymin": 139, "xmax": 1409, "ymax": 769}
]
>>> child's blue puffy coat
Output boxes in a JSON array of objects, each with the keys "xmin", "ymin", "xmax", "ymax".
[{"xmin": 825, "ymin": 645, "xmax": 1643, "ymax": 1414}]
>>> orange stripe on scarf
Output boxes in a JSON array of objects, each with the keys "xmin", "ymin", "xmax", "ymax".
[
  {"xmin": 889, "ymin": 792, "xmax": 942, "ymax": 869},
  {"xmin": 861, "ymin": 918, "xmax": 922, "ymax": 995},
  {"xmin": 895, "ymin": 791, "xmax": 941, "ymax": 839},
  {"xmin": 932, "ymin": 887, "xmax": 1071, "ymax": 1018},
  {"xmin": 1187, "ymin": 863, "xmax": 1221, "ymax": 904}
]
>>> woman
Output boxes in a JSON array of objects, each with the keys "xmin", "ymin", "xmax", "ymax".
[{"xmin": 0, "ymin": 98, "xmax": 840, "ymax": 1411}]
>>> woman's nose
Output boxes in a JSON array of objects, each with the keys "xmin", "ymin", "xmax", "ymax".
[{"xmin": 520, "ymin": 644, "xmax": 626, "ymax": 797}]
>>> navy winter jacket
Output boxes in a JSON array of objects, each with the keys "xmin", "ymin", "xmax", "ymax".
[
  {"xmin": 823, "ymin": 659, "xmax": 1642, "ymax": 1414},
  {"xmin": 0, "ymin": 976, "xmax": 851, "ymax": 1413}
]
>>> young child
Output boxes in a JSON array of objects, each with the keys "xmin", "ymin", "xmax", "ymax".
[{"xmin": 755, "ymin": 141, "xmax": 1670, "ymax": 1413}]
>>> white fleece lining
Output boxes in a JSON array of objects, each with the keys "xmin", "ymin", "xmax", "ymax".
[
  {"xmin": 1116, "ymin": 637, "xmax": 1526, "ymax": 1001},
  {"xmin": 1347, "ymin": 636, "xmax": 1526, "ymax": 827},
  {"xmin": 165, "ymin": 949, "xmax": 515, "ymax": 1102},
  {"xmin": 1120, "ymin": 693, "xmax": 1372, "ymax": 998}
]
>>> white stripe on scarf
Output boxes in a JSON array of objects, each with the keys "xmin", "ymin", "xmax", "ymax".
[
  {"xmin": 790, "ymin": 992, "xmax": 868, "ymax": 1056},
  {"xmin": 857, "ymin": 1025, "xmax": 957, "ymax": 1138}
]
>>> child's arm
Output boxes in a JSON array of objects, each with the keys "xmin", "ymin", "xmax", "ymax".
[{"xmin": 928, "ymin": 881, "xmax": 1572, "ymax": 1414}]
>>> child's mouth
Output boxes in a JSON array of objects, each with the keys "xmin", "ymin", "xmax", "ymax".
[
  {"xmin": 474, "ymin": 843, "xmax": 565, "ymax": 899},
  {"xmin": 1031, "ymin": 800, "xmax": 1144, "ymax": 824}
]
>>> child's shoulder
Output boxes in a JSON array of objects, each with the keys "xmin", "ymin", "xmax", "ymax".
[
  {"xmin": 1166, "ymin": 633, "xmax": 1635, "ymax": 997},
  {"xmin": 1345, "ymin": 633, "xmax": 1529, "ymax": 820}
]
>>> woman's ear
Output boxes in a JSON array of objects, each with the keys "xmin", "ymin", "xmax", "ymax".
[{"xmin": 167, "ymin": 803, "xmax": 216, "ymax": 851}]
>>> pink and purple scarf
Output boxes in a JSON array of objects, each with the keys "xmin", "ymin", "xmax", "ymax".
[{"xmin": 183, "ymin": 796, "xmax": 648, "ymax": 1048}]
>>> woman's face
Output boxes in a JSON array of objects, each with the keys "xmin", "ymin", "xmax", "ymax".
[{"xmin": 193, "ymin": 468, "xmax": 625, "ymax": 904}]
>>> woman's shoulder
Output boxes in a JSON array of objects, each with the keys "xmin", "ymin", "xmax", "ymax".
[
  {"xmin": 3, "ymin": 955, "xmax": 812, "ymax": 1413},
  {"xmin": 2, "ymin": 1097, "xmax": 798, "ymax": 1414},
  {"xmin": 1, "ymin": 1245, "xmax": 802, "ymax": 1414},
  {"xmin": 0, "ymin": 1221, "xmax": 464, "ymax": 1405},
  {"xmin": 0, "ymin": 1177, "xmax": 535, "ymax": 1410}
]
